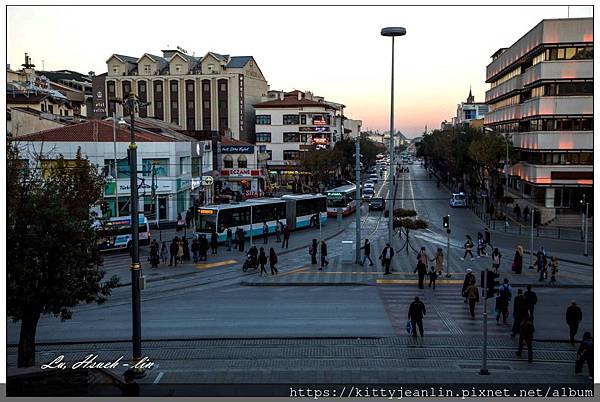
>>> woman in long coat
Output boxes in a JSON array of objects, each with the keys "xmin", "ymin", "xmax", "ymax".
[{"xmin": 512, "ymin": 245, "xmax": 524, "ymax": 274}]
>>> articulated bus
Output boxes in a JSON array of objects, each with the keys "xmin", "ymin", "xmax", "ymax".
[
  {"xmin": 95, "ymin": 214, "xmax": 151, "ymax": 252},
  {"xmin": 325, "ymin": 184, "xmax": 357, "ymax": 216},
  {"xmin": 195, "ymin": 195, "xmax": 327, "ymax": 242}
]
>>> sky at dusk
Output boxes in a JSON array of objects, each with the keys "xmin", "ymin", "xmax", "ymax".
[{"xmin": 6, "ymin": 5, "xmax": 593, "ymax": 138}]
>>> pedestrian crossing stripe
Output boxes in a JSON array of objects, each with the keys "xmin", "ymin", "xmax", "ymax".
[
  {"xmin": 195, "ymin": 260, "xmax": 237, "ymax": 269},
  {"xmin": 274, "ymin": 267, "xmax": 309, "ymax": 277},
  {"xmin": 377, "ymin": 279, "xmax": 464, "ymax": 285}
]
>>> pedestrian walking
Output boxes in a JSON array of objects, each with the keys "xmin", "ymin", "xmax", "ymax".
[
  {"xmin": 319, "ymin": 240, "xmax": 329, "ymax": 270},
  {"xmin": 461, "ymin": 235, "xmax": 474, "ymax": 261},
  {"xmin": 513, "ymin": 203, "xmax": 522, "ymax": 222},
  {"xmin": 512, "ymin": 245, "xmax": 524, "ymax": 274},
  {"xmin": 226, "ymin": 227, "xmax": 233, "ymax": 251},
  {"xmin": 496, "ymin": 279, "xmax": 512, "ymax": 324},
  {"xmin": 465, "ymin": 282, "xmax": 480, "ymax": 319},
  {"xmin": 566, "ymin": 301, "xmax": 583, "ymax": 344},
  {"xmin": 524, "ymin": 284, "xmax": 538, "ymax": 322},
  {"xmin": 488, "ymin": 203, "xmax": 496, "ymax": 221},
  {"xmin": 428, "ymin": 266, "xmax": 437, "ymax": 290},
  {"xmin": 149, "ymin": 239, "xmax": 159, "ymax": 268},
  {"xmin": 238, "ymin": 228, "xmax": 245, "ymax": 252},
  {"xmin": 484, "ymin": 227, "xmax": 492, "ymax": 251},
  {"xmin": 511, "ymin": 289, "xmax": 528, "ymax": 337},
  {"xmin": 262, "ymin": 222, "xmax": 269, "ymax": 244},
  {"xmin": 309, "ymin": 239, "xmax": 318, "ymax": 265},
  {"xmin": 269, "ymin": 247, "xmax": 279, "ymax": 275},
  {"xmin": 177, "ymin": 238, "xmax": 184, "ymax": 264},
  {"xmin": 282, "ymin": 225, "xmax": 290, "ymax": 249},
  {"xmin": 462, "ymin": 268, "xmax": 476, "ymax": 303},
  {"xmin": 360, "ymin": 239, "xmax": 374, "ymax": 266},
  {"xmin": 515, "ymin": 318, "xmax": 534, "ymax": 363},
  {"xmin": 536, "ymin": 252, "xmax": 547, "ymax": 281},
  {"xmin": 233, "ymin": 227, "xmax": 240, "ymax": 250},
  {"xmin": 380, "ymin": 243, "xmax": 395, "ymax": 275},
  {"xmin": 417, "ymin": 247, "xmax": 429, "ymax": 266},
  {"xmin": 182, "ymin": 237, "xmax": 190, "ymax": 262},
  {"xmin": 199, "ymin": 234, "xmax": 209, "ymax": 261},
  {"xmin": 169, "ymin": 237, "xmax": 179, "ymax": 267},
  {"xmin": 176, "ymin": 212, "xmax": 185, "ymax": 232},
  {"xmin": 523, "ymin": 205, "xmax": 530, "ymax": 222},
  {"xmin": 210, "ymin": 230, "xmax": 218, "ymax": 254},
  {"xmin": 185, "ymin": 207, "xmax": 193, "ymax": 229},
  {"xmin": 191, "ymin": 238, "xmax": 200, "ymax": 263},
  {"xmin": 575, "ymin": 332, "xmax": 593, "ymax": 380},
  {"xmin": 408, "ymin": 296, "xmax": 426, "ymax": 338},
  {"xmin": 549, "ymin": 256, "xmax": 558, "ymax": 285},
  {"xmin": 275, "ymin": 220, "xmax": 282, "ymax": 242},
  {"xmin": 476, "ymin": 232, "xmax": 486, "ymax": 258},
  {"xmin": 433, "ymin": 248, "xmax": 444, "ymax": 276},
  {"xmin": 258, "ymin": 247, "xmax": 268, "ymax": 276},
  {"xmin": 160, "ymin": 241, "xmax": 168, "ymax": 265},
  {"xmin": 491, "ymin": 248, "xmax": 502, "ymax": 273},
  {"xmin": 414, "ymin": 259, "xmax": 427, "ymax": 289}
]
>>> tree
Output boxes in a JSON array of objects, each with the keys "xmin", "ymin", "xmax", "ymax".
[
  {"xmin": 299, "ymin": 147, "xmax": 339, "ymax": 190},
  {"xmin": 7, "ymin": 143, "xmax": 119, "ymax": 367}
]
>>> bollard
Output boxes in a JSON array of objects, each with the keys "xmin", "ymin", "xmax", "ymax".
[{"xmin": 558, "ymin": 228, "xmax": 560, "ymax": 239}]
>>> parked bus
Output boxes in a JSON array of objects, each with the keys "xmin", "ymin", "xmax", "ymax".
[
  {"xmin": 325, "ymin": 184, "xmax": 357, "ymax": 216},
  {"xmin": 195, "ymin": 195, "xmax": 327, "ymax": 242},
  {"xmin": 95, "ymin": 214, "xmax": 151, "ymax": 252}
]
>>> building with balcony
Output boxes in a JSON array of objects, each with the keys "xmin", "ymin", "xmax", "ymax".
[
  {"xmin": 94, "ymin": 49, "xmax": 269, "ymax": 144},
  {"xmin": 253, "ymin": 90, "xmax": 346, "ymax": 187},
  {"xmin": 484, "ymin": 18, "xmax": 593, "ymax": 223}
]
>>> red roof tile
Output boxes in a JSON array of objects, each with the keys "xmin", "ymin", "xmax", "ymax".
[
  {"xmin": 254, "ymin": 97, "xmax": 334, "ymax": 109},
  {"xmin": 221, "ymin": 136, "xmax": 253, "ymax": 146},
  {"xmin": 18, "ymin": 120, "xmax": 178, "ymax": 142}
]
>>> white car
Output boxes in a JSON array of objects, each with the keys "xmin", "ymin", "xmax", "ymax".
[
  {"xmin": 449, "ymin": 193, "xmax": 467, "ymax": 208},
  {"xmin": 364, "ymin": 181, "xmax": 375, "ymax": 189},
  {"xmin": 369, "ymin": 174, "xmax": 379, "ymax": 183},
  {"xmin": 362, "ymin": 188, "xmax": 374, "ymax": 201}
]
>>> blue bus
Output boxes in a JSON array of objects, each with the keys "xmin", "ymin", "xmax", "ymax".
[
  {"xmin": 94, "ymin": 214, "xmax": 151, "ymax": 252},
  {"xmin": 195, "ymin": 195, "xmax": 327, "ymax": 242}
]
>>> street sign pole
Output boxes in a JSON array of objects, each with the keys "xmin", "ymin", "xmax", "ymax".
[
  {"xmin": 584, "ymin": 202, "xmax": 589, "ymax": 256},
  {"xmin": 480, "ymin": 269, "xmax": 490, "ymax": 375},
  {"xmin": 446, "ymin": 228, "xmax": 451, "ymax": 278},
  {"xmin": 529, "ymin": 209, "xmax": 535, "ymax": 269}
]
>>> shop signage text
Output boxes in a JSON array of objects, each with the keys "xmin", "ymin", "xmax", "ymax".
[{"xmin": 221, "ymin": 145, "xmax": 254, "ymax": 154}]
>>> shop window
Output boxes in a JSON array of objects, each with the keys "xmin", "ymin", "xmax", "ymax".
[
  {"xmin": 237, "ymin": 155, "xmax": 247, "ymax": 168},
  {"xmin": 223, "ymin": 155, "xmax": 233, "ymax": 168}
]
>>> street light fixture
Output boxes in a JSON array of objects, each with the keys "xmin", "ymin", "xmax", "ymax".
[{"xmin": 381, "ymin": 26, "xmax": 406, "ymax": 245}]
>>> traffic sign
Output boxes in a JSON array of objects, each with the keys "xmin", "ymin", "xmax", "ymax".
[{"xmin": 202, "ymin": 176, "xmax": 214, "ymax": 186}]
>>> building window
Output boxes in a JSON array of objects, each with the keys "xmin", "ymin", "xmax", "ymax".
[
  {"xmin": 203, "ymin": 83, "xmax": 210, "ymax": 92},
  {"xmin": 175, "ymin": 64, "xmax": 181, "ymax": 73},
  {"xmin": 48, "ymin": 105, "xmax": 54, "ymax": 114},
  {"xmin": 156, "ymin": 83, "xmax": 162, "ymax": 92},
  {"xmin": 203, "ymin": 101, "xmax": 210, "ymax": 108},
  {"xmin": 237, "ymin": 155, "xmax": 248, "ymax": 168},
  {"xmin": 283, "ymin": 150, "xmax": 301, "ymax": 160},
  {"xmin": 208, "ymin": 64, "xmax": 214, "ymax": 72},
  {"xmin": 256, "ymin": 132, "xmax": 272, "ymax": 142},
  {"xmin": 112, "ymin": 66, "xmax": 119, "ymax": 74},
  {"xmin": 220, "ymin": 83, "xmax": 227, "ymax": 91},
  {"xmin": 265, "ymin": 150, "xmax": 272, "ymax": 160},
  {"xmin": 180, "ymin": 156, "xmax": 190, "ymax": 175},
  {"xmin": 223, "ymin": 155, "xmax": 233, "ymax": 168},
  {"xmin": 283, "ymin": 114, "xmax": 300, "ymax": 125},
  {"xmin": 256, "ymin": 115, "xmax": 271, "ymax": 125},
  {"xmin": 283, "ymin": 132, "xmax": 308, "ymax": 142},
  {"xmin": 142, "ymin": 158, "xmax": 169, "ymax": 177},
  {"xmin": 171, "ymin": 82, "xmax": 178, "ymax": 92},
  {"xmin": 144, "ymin": 65, "xmax": 151, "ymax": 74},
  {"xmin": 187, "ymin": 83, "xmax": 194, "ymax": 92},
  {"xmin": 300, "ymin": 114, "xmax": 307, "ymax": 125}
]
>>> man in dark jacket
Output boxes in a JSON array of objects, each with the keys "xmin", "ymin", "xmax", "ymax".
[
  {"xmin": 380, "ymin": 243, "xmax": 394, "ymax": 275},
  {"xmin": 262, "ymin": 222, "xmax": 269, "ymax": 244},
  {"xmin": 226, "ymin": 227, "xmax": 233, "ymax": 251},
  {"xmin": 199, "ymin": 235, "xmax": 209, "ymax": 261},
  {"xmin": 523, "ymin": 285, "xmax": 538, "ymax": 321},
  {"xmin": 566, "ymin": 301, "xmax": 583, "ymax": 344},
  {"xmin": 462, "ymin": 269, "xmax": 476, "ymax": 303},
  {"xmin": 360, "ymin": 239, "xmax": 373, "ymax": 266},
  {"xmin": 319, "ymin": 241, "xmax": 328, "ymax": 270},
  {"xmin": 282, "ymin": 225, "xmax": 290, "ymax": 249},
  {"xmin": 511, "ymin": 289, "xmax": 528, "ymax": 337},
  {"xmin": 210, "ymin": 231, "xmax": 218, "ymax": 254},
  {"xmin": 169, "ymin": 237, "xmax": 179, "ymax": 267},
  {"xmin": 516, "ymin": 318, "xmax": 535, "ymax": 362},
  {"xmin": 408, "ymin": 296, "xmax": 426, "ymax": 338},
  {"xmin": 414, "ymin": 260, "xmax": 427, "ymax": 289}
]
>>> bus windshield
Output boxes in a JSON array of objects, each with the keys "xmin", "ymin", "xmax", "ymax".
[
  {"xmin": 196, "ymin": 209, "xmax": 218, "ymax": 232},
  {"xmin": 327, "ymin": 195, "xmax": 347, "ymax": 207}
]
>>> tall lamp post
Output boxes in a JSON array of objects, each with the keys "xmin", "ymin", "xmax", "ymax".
[{"xmin": 381, "ymin": 26, "xmax": 406, "ymax": 245}]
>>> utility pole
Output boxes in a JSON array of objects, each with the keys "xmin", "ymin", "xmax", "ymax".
[
  {"xmin": 446, "ymin": 217, "xmax": 451, "ymax": 278},
  {"xmin": 124, "ymin": 92, "xmax": 144, "ymax": 377},
  {"xmin": 113, "ymin": 112, "xmax": 119, "ymax": 217},
  {"xmin": 529, "ymin": 208, "xmax": 535, "ymax": 269},
  {"xmin": 584, "ymin": 201, "xmax": 589, "ymax": 256},
  {"xmin": 387, "ymin": 35, "xmax": 396, "ymax": 246},
  {"xmin": 580, "ymin": 194, "xmax": 586, "ymax": 239},
  {"xmin": 355, "ymin": 135, "xmax": 361, "ymax": 264}
]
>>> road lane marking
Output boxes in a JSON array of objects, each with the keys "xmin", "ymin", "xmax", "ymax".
[
  {"xmin": 273, "ymin": 267, "xmax": 309, "ymax": 277},
  {"xmin": 195, "ymin": 260, "xmax": 237, "ymax": 270},
  {"xmin": 153, "ymin": 372, "xmax": 164, "ymax": 384},
  {"xmin": 377, "ymin": 279, "xmax": 464, "ymax": 284}
]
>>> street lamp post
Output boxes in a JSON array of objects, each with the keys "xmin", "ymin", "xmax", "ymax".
[
  {"xmin": 583, "ymin": 201, "xmax": 589, "ymax": 256},
  {"xmin": 355, "ymin": 135, "xmax": 361, "ymax": 264},
  {"xmin": 381, "ymin": 26, "xmax": 406, "ymax": 245}
]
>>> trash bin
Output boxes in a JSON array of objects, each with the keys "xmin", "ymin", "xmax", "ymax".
[{"xmin": 341, "ymin": 240, "xmax": 354, "ymax": 262}]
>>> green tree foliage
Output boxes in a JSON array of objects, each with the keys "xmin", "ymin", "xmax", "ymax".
[{"xmin": 7, "ymin": 143, "xmax": 119, "ymax": 367}]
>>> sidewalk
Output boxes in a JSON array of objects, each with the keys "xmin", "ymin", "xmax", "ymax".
[{"xmin": 102, "ymin": 220, "xmax": 346, "ymax": 287}]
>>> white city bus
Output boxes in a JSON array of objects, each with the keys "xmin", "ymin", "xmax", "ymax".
[
  {"xmin": 95, "ymin": 214, "xmax": 151, "ymax": 252},
  {"xmin": 325, "ymin": 184, "xmax": 357, "ymax": 216}
]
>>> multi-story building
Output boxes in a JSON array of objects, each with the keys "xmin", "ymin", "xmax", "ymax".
[
  {"xmin": 96, "ymin": 49, "xmax": 269, "ymax": 144},
  {"xmin": 253, "ymin": 90, "xmax": 352, "ymax": 187},
  {"xmin": 454, "ymin": 89, "xmax": 488, "ymax": 128},
  {"xmin": 484, "ymin": 18, "xmax": 593, "ymax": 223},
  {"xmin": 18, "ymin": 120, "xmax": 212, "ymax": 221}
]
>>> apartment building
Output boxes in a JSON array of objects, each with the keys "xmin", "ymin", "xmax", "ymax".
[
  {"xmin": 96, "ymin": 49, "xmax": 269, "ymax": 143},
  {"xmin": 484, "ymin": 18, "xmax": 593, "ymax": 222},
  {"xmin": 454, "ymin": 88, "xmax": 488, "ymax": 127}
]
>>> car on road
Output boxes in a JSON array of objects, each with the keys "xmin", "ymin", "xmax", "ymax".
[
  {"xmin": 449, "ymin": 192, "xmax": 467, "ymax": 208},
  {"xmin": 362, "ymin": 187, "xmax": 374, "ymax": 201},
  {"xmin": 368, "ymin": 173, "xmax": 379, "ymax": 183},
  {"xmin": 364, "ymin": 181, "xmax": 375, "ymax": 189},
  {"xmin": 369, "ymin": 197, "xmax": 385, "ymax": 211}
]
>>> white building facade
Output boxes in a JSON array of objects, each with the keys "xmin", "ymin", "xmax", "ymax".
[{"xmin": 484, "ymin": 18, "xmax": 593, "ymax": 222}]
